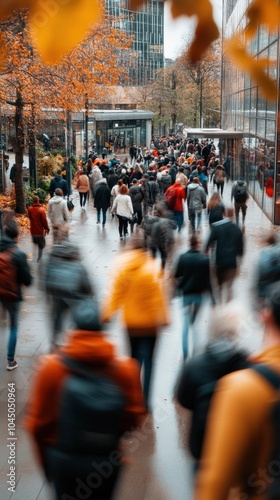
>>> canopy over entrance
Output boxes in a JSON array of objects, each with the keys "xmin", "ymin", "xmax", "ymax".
[{"xmin": 183, "ymin": 128, "xmax": 245, "ymax": 139}]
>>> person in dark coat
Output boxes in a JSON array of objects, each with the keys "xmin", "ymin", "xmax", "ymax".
[
  {"xmin": 174, "ymin": 234, "xmax": 214, "ymax": 359},
  {"xmin": 107, "ymin": 168, "xmax": 118, "ymax": 191},
  {"xmin": 129, "ymin": 179, "xmax": 144, "ymax": 230},
  {"xmin": 94, "ymin": 179, "xmax": 111, "ymax": 227},
  {"xmin": 205, "ymin": 208, "xmax": 243, "ymax": 303},
  {"xmin": 175, "ymin": 302, "xmax": 250, "ymax": 463},
  {"xmin": 49, "ymin": 170, "xmax": 68, "ymax": 198},
  {"xmin": 0, "ymin": 220, "xmax": 32, "ymax": 370}
]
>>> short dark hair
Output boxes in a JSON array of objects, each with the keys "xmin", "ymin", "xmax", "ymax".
[
  {"xmin": 56, "ymin": 170, "xmax": 61, "ymax": 175},
  {"xmin": 4, "ymin": 220, "xmax": 19, "ymax": 239}
]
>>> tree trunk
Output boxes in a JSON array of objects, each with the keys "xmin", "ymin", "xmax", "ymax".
[
  {"xmin": 14, "ymin": 88, "xmax": 26, "ymax": 214},
  {"xmin": 28, "ymin": 103, "xmax": 37, "ymax": 188}
]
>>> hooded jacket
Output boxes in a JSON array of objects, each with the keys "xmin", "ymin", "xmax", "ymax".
[
  {"xmin": 129, "ymin": 185, "xmax": 143, "ymax": 211},
  {"xmin": 44, "ymin": 241, "xmax": 93, "ymax": 299},
  {"xmin": 49, "ymin": 175, "xmax": 68, "ymax": 197},
  {"xmin": 24, "ymin": 330, "xmax": 146, "ymax": 467},
  {"xmin": 165, "ymin": 182, "xmax": 186, "ymax": 212},
  {"xmin": 0, "ymin": 235, "xmax": 32, "ymax": 300},
  {"xmin": 187, "ymin": 183, "xmax": 206, "ymax": 210},
  {"xmin": 47, "ymin": 195, "xmax": 69, "ymax": 225},
  {"xmin": 27, "ymin": 203, "xmax": 49, "ymax": 236}
]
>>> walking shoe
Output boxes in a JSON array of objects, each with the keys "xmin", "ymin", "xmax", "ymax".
[
  {"xmin": 96, "ymin": 221, "xmax": 100, "ymax": 224},
  {"xmin": 7, "ymin": 360, "xmax": 18, "ymax": 371}
]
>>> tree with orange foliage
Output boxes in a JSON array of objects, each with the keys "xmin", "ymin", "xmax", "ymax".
[{"xmin": 0, "ymin": 6, "xmax": 132, "ymax": 213}]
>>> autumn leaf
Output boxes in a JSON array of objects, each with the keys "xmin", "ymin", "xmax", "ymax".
[
  {"xmin": 29, "ymin": 0, "xmax": 102, "ymax": 63},
  {"xmin": 246, "ymin": 0, "xmax": 280, "ymax": 37},
  {"xmin": 129, "ymin": 0, "xmax": 219, "ymax": 62},
  {"xmin": 224, "ymin": 36, "xmax": 277, "ymax": 101}
]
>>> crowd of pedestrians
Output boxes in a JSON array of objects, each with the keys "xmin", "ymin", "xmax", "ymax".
[{"xmin": 1, "ymin": 134, "xmax": 280, "ymax": 500}]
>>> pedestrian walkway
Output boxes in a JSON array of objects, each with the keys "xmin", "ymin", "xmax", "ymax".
[{"xmin": 0, "ymin": 180, "xmax": 277, "ymax": 500}]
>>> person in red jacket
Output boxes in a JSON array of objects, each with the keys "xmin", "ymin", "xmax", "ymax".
[
  {"xmin": 27, "ymin": 196, "xmax": 49, "ymax": 262},
  {"xmin": 165, "ymin": 178, "xmax": 187, "ymax": 232},
  {"xmin": 24, "ymin": 301, "xmax": 146, "ymax": 500}
]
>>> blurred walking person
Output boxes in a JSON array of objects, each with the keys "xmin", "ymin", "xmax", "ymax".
[
  {"xmin": 231, "ymin": 176, "xmax": 249, "ymax": 228},
  {"xmin": 47, "ymin": 188, "xmax": 70, "ymax": 243},
  {"xmin": 0, "ymin": 220, "xmax": 32, "ymax": 370},
  {"xmin": 44, "ymin": 228, "xmax": 94, "ymax": 348},
  {"xmin": 24, "ymin": 301, "xmax": 146, "ymax": 500},
  {"xmin": 174, "ymin": 235, "xmax": 214, "ymax": 359},
  {"xmin": 76, "ymin": 168, "xmax": 90, "ymax": 211},
  {"xmin": 213, "ymin": 164, "xmax": 226, "ymax": 197},
  {"xmin": 207, "ymin": 192, "xmax": 225, "ymax": 226},
  {"xmin": 102, "ymin": 233, "xmax": 169, "ymax": 405},
  {"xmin": 111, "ymin": 184, "xmax": 133, "ymax": 240},
  {"xmin": 94, "ymin": 179, "xmax": 111, "ymax": 227},
  {"xmin": 129, "ymin": 178, "xmax": 144, "ymax": 231},
  {"xmin": 205, "ymin": 208, "xmax": 243, "ymax": 303},
  {"xmin": 27, "ymin": 196, "xmax": 50, "ymax": 262},
  {"xmin": 187, "ymin": 177, "xmax": 206, "ymax": 234}
]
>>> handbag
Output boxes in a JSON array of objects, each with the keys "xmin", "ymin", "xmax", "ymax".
[
  {"xmin": 67, "ymin": 197, "xmax": 75, "ymax": 212},
  {"xmin": 130, "ymin": 213, "xmax": 138, "ymax": 224}
]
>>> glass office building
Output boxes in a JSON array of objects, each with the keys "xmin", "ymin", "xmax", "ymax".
[
  {"xmin": 105, "ymin": 0, "xmax": 164, "ymax": 85},
  {"xmin": 222, "ymin": 0, "xmax": 279, "ymax": 223}
]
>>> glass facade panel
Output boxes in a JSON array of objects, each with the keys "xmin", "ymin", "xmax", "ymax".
[
  {"xmin": 105, "ymin": 0, "xmax": 164, "ymax": 85},
  {"xmin": 223, "ymin": 0, "xmax": 279, "ymax": 222}
]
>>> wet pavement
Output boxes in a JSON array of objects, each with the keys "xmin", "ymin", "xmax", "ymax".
[{"xmin": 0, "ymin": 176, "xmax": 278, "ymax": 500}]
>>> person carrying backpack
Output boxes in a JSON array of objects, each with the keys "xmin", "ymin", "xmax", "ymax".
[
  {"xmin": 0, "ymin": 219, "xmax": 32, "ymax": 370},
  {"xmin": 194, "ymin": 284, "xmax": 280, "ymax": 500},
  {"xmin": 231, "ymin": 176, "xmax": 249, "ymax": 228},
  {"xmin": 175, "ymin": 302, "xmax": 250, "ymax": 463},
  {"xmin": 24, "ymin": 300, "xmax": 146, "ymax": 500}
]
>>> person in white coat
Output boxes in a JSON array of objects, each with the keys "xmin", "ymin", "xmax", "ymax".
[
  {"xmin": 47, "ymin": 188, "xmax": 70, "ymax": 243},
  {"xmin": 111, "ymin": 184, "xmax": 133, "ymax": 240}
]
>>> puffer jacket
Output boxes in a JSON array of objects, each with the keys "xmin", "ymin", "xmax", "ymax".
[
  {"xmin": 111, "ymin": 194, "xmax": 133, "ymax": 218},
  {"xmin": 129, "ymin": 185, "xmax": 143, "ymax": 212},
  {"xmin": 0, "ymin": 235, "xmax": 32, "ymax": 301},
  {"xmin": 76, "ymin": 174, "xmax": 90, "ymax": 193}
]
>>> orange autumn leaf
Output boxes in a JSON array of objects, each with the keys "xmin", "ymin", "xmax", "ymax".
[
  {"xmin": 246, "ymin": 0, "xmax": 280, "ymax": 37},
  {"xmin": 29, "ymin": 0, "xmax": 102, "ymax": 63},
  {"xmin": 224, "ymin": 36, "xmax": 277, "ymax": 101},
  {"xmin": 129, "ymin": 0, "xmax": 219, "ymax": 62}
]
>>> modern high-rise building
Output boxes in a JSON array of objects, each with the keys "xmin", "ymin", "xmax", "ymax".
[
  {"xmin": 105, "ymin": 0, "xmax": 164, "ymax": 86},
  {"xmin": 222, "ymin": 0, "xmax": 279, "ymax": 224}
]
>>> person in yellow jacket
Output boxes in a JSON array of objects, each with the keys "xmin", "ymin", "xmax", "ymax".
[
  {"xmin": 194, "ymin": 285, "xmax": 280, "ymax": 500},
  {"xmin": 102, "ymin": 233, "xmax": 169, "ymax": 405}
]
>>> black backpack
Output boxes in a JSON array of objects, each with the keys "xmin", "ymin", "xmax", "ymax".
[
  {"xmin": 234, "ymin": 185, "xmax": 247, "ymax": 203},
  {"xmin": 55, "ymin": 357, "xmax": 126, "ymax": 456}
]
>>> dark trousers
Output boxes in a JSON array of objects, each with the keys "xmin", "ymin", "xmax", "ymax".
[
  {"xmin": 128, "ymin": 334, "xmax": 157, "ymax": 402},
  {"xmin": 79, "ymin": 192, "xmax": 88, "ymax": 207},
  {"xmin": 234, "ymin": 202, "xmax": 247, "ymax": 226},
  {"xmin": 46, "ymin": 450, "xmax": 121, "ymax": 500},
  {"xmin": 216, "ymin": 182, "xmax": 224, "ymax": 196},
  {"xmin": 1, "ymin": 300, "xmax": 20, "ymax": 361},
  {"xmin": 117, "ymin": 215, "xmax": 128, "ymax": 237}
]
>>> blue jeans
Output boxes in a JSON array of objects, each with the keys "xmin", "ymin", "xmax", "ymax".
[
  {"xmin": 1, "ymin": 301, "xmax": 20, "ymax": 361},
  {"xmin": 182, "ymin": 295, "xmax": 203, "ymax": 359},
  {"xmin": 97, "ymin": 208, "xmax": 107, "ymax": 225},
  {"xmin": 128, "ymin": 334, "xmax": 157, "ymax": 402},
  {"xmin": 189, "ymin": 209, "xmax": 202, "ymax": 233},
  {"xmin": 173, "ymin": 211, "xmax": 184, "ymax": 231}
]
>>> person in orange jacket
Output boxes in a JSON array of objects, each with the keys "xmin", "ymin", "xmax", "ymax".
[
  {"xmin": 27, "ymin": 195, "xmax": 49, "ymax": 262},
  {"xmin": 194, "ymin": 284, "xmax": 280, "ymax": 500},
  {"xmin": 24, "ymin": 301, "xmax": 146, "ymax": 500},
  {"xmin": 102, "ymin": 234, "xmax": 169, "ymax": 405}
]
